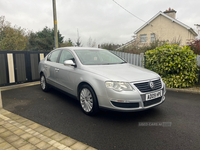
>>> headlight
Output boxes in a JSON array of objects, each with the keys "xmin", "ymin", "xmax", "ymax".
[{"xmin": 105, "ymin": 81, "xmax": 133, "ymax": 92}]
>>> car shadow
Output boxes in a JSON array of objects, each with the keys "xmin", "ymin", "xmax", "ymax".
[{"xmin": 49, "ymin": 87, "xmax": 165, "ymax": 123}]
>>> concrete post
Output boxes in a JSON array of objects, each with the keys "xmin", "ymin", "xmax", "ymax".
[{"xmin": 52, "ymin": 0, "xmax": 58, "ymax": 49}]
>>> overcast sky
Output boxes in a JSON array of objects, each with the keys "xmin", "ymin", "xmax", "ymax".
[{"xmin": 0, "ymin": 0, "xmax": 199, "ymax": 46}]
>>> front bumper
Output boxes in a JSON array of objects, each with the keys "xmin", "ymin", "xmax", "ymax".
[
  {"xmin": 98, "ymin": 80, "xmax": 166, "ymax": 112},
  {"xmin": 100, "ymin": 96, "xmax": 165, "ymax": 112}
]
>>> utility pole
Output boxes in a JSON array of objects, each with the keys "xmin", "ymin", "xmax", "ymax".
[
  {"xmin": 0, "ymin": 90, "xmax": 2, "ymax": 108},
  {"xmin": 52, "ymin": 0, "xmax": 58, "ymax": 49}
]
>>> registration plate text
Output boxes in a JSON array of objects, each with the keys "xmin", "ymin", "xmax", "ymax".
[{"xmin": 146, "ymin": 90, "xmax": 162, "ymax": 101}]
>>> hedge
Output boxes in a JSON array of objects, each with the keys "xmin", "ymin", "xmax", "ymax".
[{"xmin": 145, "ymin": 44, "xmax": 199, "ymax": 88}]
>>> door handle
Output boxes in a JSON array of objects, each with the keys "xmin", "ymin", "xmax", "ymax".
[{"xmin": 55, "ymin": 68, "xmax": 59, "ymax": 72}]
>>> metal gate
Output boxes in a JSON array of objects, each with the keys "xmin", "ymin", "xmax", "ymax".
[{"xmin": 0, "ymin": 51, "xmax": 49, "ymax": 87}]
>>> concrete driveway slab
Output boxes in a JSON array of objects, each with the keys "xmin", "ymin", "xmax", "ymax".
[{"xmin": 0, "ymin": 82, "xmax": 200, "ymax": 150}]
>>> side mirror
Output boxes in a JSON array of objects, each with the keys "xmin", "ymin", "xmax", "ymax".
[{"xmin": 64, "ymin": 60, "xmax": 76, "ymax": 67}]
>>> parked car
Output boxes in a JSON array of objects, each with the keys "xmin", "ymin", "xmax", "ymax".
[{"xmin": 39, "ymin": 47, "xmax": 166, "ymax": 115}]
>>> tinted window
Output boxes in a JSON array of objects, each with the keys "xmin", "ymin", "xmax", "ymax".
[
  {"xmin": 48, "ymin": 50, "xmax": 60, "ymax": 62},
  {"xmin": 59, "ymin": 50, "xmax": 74, "ymax": 64}
]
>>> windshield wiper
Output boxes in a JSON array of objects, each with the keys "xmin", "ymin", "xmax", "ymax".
[
  {"xmin": 119, "ymin": 62, "xmax": 126, "ymax": 64},
  {"xmin": 101, "ymin": 62, "xmax": 126, "ymax": 65},
  {"xmin": 101, "ymin": 63, "xmax": 113, "ymax": 65}
]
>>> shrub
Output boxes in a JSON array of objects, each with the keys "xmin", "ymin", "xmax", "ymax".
[
  {"xmin": 145, "ymin": 44, "xmax": 199, "ymax": 88},
  {"xmin": 187, "ymin": 39, "xmax": 200, "ymax": 55}
]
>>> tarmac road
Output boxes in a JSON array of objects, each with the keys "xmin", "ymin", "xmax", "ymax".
[{"xmin": 2, "ymin": 85, "xmax": 200, "ymax": 150}]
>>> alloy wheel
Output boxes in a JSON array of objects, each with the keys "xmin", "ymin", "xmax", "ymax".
[
  {"xmin": 80, "ymin": 88, "xmax": 94, "ymax": 113},
  {"xmin": 40, "ymin": 75, "xmax": 46, "ymax": 90}
]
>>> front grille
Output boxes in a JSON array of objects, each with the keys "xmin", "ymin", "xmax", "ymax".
[
  {"xmin": 111, "ymin": 101, "xmax": 139, "ymax": 108},
  {"xmin": 143, "ymin": 97, "xmax": 162, "ymax": 107},
  {"xmin": 134, "ymin": 79, "xmax": 162, "ymax": 93}
]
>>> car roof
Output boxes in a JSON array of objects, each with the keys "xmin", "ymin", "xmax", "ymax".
[{"xmin": 56, "ymin": 47, "xmax": 106, "ymax": 51}]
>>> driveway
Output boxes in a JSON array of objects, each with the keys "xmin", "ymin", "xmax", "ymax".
[{"xmin": 2, "ymin": 85, "xmax": 200, "ymax": 150}]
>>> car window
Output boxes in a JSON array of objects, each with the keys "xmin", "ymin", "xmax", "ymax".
[
  {"xmin": 74, "ymin": 50, "xmax": 126, "ymax": 65},
  {"xmin": 47, "ymin": 50, "xmax": 60, "ymax": 62},
  {"xmin": 47, "ymin": 53, "xmax": 52, "ymax": 61},
  {"xmin": 59, "ymin": 50, "xmax": 74, "ymax": 64}
]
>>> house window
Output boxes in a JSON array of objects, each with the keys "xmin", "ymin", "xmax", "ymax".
[
  {"xmin": 140, "ymin": 34, "xmax": 147, "ymax": 43},
  {"xmin": 151, "ymin": 33, "xmax": 155, "ymax": 42}
]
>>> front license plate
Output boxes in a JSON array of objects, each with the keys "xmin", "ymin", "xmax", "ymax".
[{"xmin": 146, "ymin": 90, "xmax": 162, "ymax": 101}]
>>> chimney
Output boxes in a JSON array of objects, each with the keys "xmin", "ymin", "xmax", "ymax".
[{"xmin": 164, "ymin": 8, "xmax": 176, "ymax": 19}]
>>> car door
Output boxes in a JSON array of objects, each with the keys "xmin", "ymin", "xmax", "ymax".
[
  {"xmin": 45, "ymin": 50, "xmax": 61, "ymax": 87},
  {"xmin": 55, "ymin": 50, "xmax": 77, "ymax": 95}
]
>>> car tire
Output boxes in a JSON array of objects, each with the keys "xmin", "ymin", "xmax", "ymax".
[
  {"xmin": 40, "ymin": 74, "xmax": 49, "ymax": 92},
  {"xmin": 79, "ymin": 84, "xmax": 99, "ymax": 115}
]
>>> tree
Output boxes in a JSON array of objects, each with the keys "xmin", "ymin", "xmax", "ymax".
[
  {"xmin": 187, "ymin": 39, "xmax": 200, "ymax": 55},
  {"xmin": 27, "ymin": 26, "xmax": 64, "ymax": 51},
  {"xmin": 67, "ymin": 38, "xmax": 73, "ymax": 46},
  {"xmin": 87, "ymin": 37, "xmax": 96, "ymax": 47},
  {"xmin": 75, "ymin": 29, "xmax": 82, "ymax": 47},
  {"xmin": 0, "ymin": 16, "xmax": 27, "ymax": 51},
  {"xmin": 99, "ymin": 43, "xmax": 120, "ymax": 50},
  {"xmin": 60, "ymin": 38, "xmax": 74, "ymax": 47}
]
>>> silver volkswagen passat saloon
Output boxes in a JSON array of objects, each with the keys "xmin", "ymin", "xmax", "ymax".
[{"xmin": 39, "ymin": 47, "xmax": 166, "ymax": 115}]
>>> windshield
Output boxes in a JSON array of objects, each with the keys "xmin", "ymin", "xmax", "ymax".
[{"xmin": 74, "ymin": 49, "xmax": 126, "ymax": 65}]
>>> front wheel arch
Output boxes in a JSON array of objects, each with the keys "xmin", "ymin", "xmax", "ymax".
[
  {"xmin": 78, "ymin": 83, "xmax": 99, "ymax": 115},
  {"xmin": 77, "ymin": 82, "xmax": 96, "ymax": 98}
]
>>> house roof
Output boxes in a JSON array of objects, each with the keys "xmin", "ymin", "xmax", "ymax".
[
  {"xmin": 116, "ymin": 39, "xmax": 135, "ymax": 50},
  {"xmin": 134, "ymin": 11, "xmax": 198, "ymax": 36}
]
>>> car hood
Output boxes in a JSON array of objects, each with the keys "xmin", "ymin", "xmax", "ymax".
[{"xmin": 82, "ymin": 63, "xmax": 160, "ymax": 82}]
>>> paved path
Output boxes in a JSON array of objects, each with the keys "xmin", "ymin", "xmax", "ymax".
[{"xmin": 0, "ymin": 82, "xmax": 96, "ymax": 150}]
